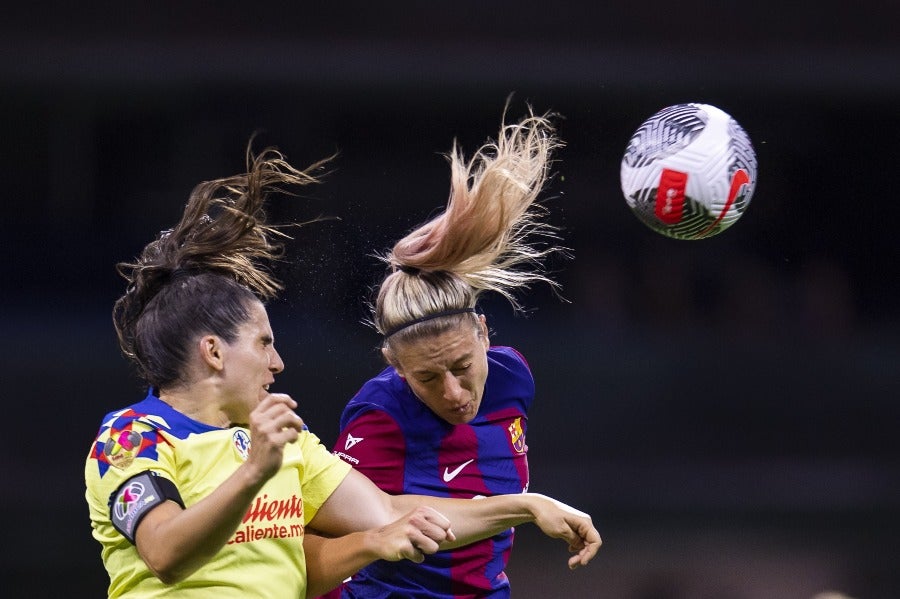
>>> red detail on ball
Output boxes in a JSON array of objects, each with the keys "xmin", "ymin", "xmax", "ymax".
[
  {"xmin": 655, "ymin": 168, "xmax": 688, "ymax": 224},
  {"xmin": 697, "ymin": 168, "xmax": 750, "ymax": 237}
]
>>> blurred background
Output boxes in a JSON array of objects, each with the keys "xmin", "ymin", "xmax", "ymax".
[{"xmin": 2, "ymin": 2, "xmax": 898, "ymax": 598}]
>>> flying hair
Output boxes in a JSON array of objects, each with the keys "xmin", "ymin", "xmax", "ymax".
[
  {"xmin": 112, "ymin": 141, "xmax": 331, "ymax": 381},
  {"xmin": 374, "ymin": 105, "xmax": 566, "ymax": 343}
]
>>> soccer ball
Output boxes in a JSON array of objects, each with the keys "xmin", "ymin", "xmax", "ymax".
[{"xmin": 620, "ymin": 103, "xmax": 757, "ymax": 240}]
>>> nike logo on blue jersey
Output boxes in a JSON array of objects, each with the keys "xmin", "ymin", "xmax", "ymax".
[{"xmin": 443, "ymin": 459, "xmax": 475, "ymax": 482}]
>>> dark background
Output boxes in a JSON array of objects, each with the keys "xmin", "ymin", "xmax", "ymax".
[{"xmin": 2, "ymin": 3, "xmax": 898, "ymax": 598}]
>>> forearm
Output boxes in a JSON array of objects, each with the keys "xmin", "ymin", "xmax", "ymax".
[
  {"xmin": 305, "ymin": 504, "xmax": 456, "ymax": 596},
  {"xmin": 310, "ymin": 472, "xmax": 599, "ymax": 570},
  {"xmin": 303, "ymin": 532, "xmax": 380, "ymax": 598},
  {"xmin": 387, "ymin": 492, "xmax": 538, "ymax": 548},
  {"xmin": 392, "ymin": 492, "xmax": 600, "ymax": 569}
]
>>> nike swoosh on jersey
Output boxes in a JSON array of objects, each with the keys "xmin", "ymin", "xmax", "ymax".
[{"xmin": 443, "ymin": 458, "xmax": 475, "ymax": 482}]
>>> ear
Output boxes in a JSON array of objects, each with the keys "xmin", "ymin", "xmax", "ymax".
[
  {"xmin": 199, "ymin": 335, "xmax": 225, "ymax": 371},
  {"xmin": 478, "ymin": 314, "xmax": 490, "ymax": 349},
  {"xmin": 381, "ymin": 346, "xmax": 404, "ymax": 378}
]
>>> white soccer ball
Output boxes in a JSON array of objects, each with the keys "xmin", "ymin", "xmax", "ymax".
[{"xmin": 620, "ymin": 103, "xmax": 758, "ymax": 240}]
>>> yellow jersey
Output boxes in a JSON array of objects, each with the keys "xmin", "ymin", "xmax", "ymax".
[{"xmin": 85, "ymin": 391, "xmax": 351, "ymax": 598}]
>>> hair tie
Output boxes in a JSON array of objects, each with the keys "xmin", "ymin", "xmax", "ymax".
[
  {"xmin": 384, "ymin": 308, "xmax": 477, "ymax": 338},
  {"xmin": 397, "ymin": 264, "xmax": 421, "ymax": 276}
]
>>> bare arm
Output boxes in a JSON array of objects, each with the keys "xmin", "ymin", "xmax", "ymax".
[
  {"xmin": 308, "ymin": 468, "xmax": 601, "ymax": 570},
  {"xmin": 134, "ymin": 394, "xmax": 305, "ymax": 583},
  {"xmin": 303, "ymin": 506, "xmax": 455, "ymax": 598},
  {"xmin": 390, "ymin": 490, "xmax": 600, "ymax": 569}
]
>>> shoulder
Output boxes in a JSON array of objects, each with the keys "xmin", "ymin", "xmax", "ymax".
[
  {"xmin": 481, "ymin": 346, "xmax": 536, "ymax": 412},
  {"xmin": 86, "ymin": 392, "xmax": 219, "ymax": 482},
  {"xmin": 88, "ymin": 397, "xmax": 173, "ymax": 469},
  {"xmin": 85, "ymin": 406, "xmax": 177, "ymax": 511},
  {"xmin": 339, "ymin": 394, "xmax": 407, "ymax": 445},
  {"xmin": 488, "ymin": 346, "xmax": 534, "ymax": 385},
  {"xmin": 489, "ymin": 345, "xmax": 532, "ymax": 371},
  {"xmin": 94, "ymin": 392, "xmax": 216, "ymax": 441},
  {"xmin": 340, "ymin": 366, "xmax": 409, "ymax": 426}
]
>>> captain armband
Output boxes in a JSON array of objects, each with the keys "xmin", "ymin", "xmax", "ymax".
[{"xmin": 108, "ymin": 470, "xmax": 184, "ymax": 544}]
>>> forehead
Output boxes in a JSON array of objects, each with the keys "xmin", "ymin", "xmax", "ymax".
[
  {"xmin": 239, "ymin": 301, "xmax": 273, "ymax": 335},
  {"xmin": 393, "ymin": 325, "xmax": 482, "ymax": 371}
]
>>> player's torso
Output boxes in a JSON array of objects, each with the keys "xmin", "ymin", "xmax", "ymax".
[
  {"xmin": 335, "ymin": 347, "xmax": 534, "ymax": 597},
  {"xmin": 399, "ymin": 405, "xmax": 530, "ymax": 498},
  {"xmin": 85, "ymin": 398, "xmax": 308, "ymax": 597}
]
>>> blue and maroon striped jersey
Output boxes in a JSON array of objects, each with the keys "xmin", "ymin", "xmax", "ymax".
[{"xmin": 329, "ymin": 346, "xmax": 534, "ymax": 598}]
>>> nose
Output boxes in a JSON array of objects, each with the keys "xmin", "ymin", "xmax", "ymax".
[
  {"xmin": 441, "ymin": 371, "xmax": 465, "ymax": 403},
  {"xmin": 269, "ymin": 347, "xmax": 285, "ymax": 374}
]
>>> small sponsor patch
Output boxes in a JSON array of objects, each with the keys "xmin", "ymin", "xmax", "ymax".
[
  {"xmin": 109, "ymin": 471, "xmax": 182, "ymax": 544},
  {"xmin": 233, "ymin": 429, "xmax": 251, "ymax": 461},
  {"xmin": 333, "ymin": 450, "xmax": 359, "ymax": 465},
  {"xmin": 344, "ymin": 433, "xmax": 363, "ymax": 450},
  {"xmin": 103, "ymin": 429, "xmax": 144, "ymax": 470}
]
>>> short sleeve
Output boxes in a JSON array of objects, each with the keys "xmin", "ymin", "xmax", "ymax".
[
  {"xmin": 333, "ymin": 409, "xmax": 407, "ymax": 494},
  {"xmin": 85, "ymin": 415, "xmax": 178, "ymax": 544},
  {"xmin": 290, "ymin": 430, "xmax": 352, "ymax": 524}
]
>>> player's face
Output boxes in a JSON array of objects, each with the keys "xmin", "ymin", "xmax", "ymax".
[
  {"xmin": 219, "ymin": 301, "xmax": 284, "ymax": 424},
  {"xmin": 389, "ymin": 316, "xmax": 490, "ymax": 425}
]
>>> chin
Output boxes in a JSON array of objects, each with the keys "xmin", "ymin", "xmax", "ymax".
[{"xmin": 456, "ymin": 411, "xmax": 479, "ymax": 425}]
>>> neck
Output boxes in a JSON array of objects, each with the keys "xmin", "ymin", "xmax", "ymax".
[{"xmin": 159, "ymin": 383, "xmax": 230, "ymax": 428}]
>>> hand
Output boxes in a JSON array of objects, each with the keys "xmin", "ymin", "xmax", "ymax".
[
  {"xmin": 246, "ymin": 393, "xmax": 306, "ymax": 482},
  {"xmin": 527, "ymin": 493, "xmax": 601, "ymax": 569},
  {"xmin": 371, "ymin": 506, "xmax": 457, "ymax": 563}
]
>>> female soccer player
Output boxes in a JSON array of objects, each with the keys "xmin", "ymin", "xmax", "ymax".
[
  {"xmin": 322, "ymin": 109, "xmax": 569, "ymax": 597},
  {"xmin": 84, "ymin": 143, "xmax": 600, "ymax": 598}
]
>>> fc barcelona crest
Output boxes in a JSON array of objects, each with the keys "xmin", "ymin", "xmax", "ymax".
[{"xmin": 508, "ymin": 417, "xmax": 526, "ymax": 454}]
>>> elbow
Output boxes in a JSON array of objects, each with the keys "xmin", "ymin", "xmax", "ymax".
[
  {"xmin": 132, "ymin": 502, "xmax": 203, "ymax": 585},
  {"xmin": 154, "ymin": 570, "xmax": 183, "ymax": 586},
  {"xmin": 143, "ymin": 554, "xmax": 195, "ymax": 585},
  {"xmin": 149, "ymin": 564, "xmax": 189, "ymax": 586}
]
